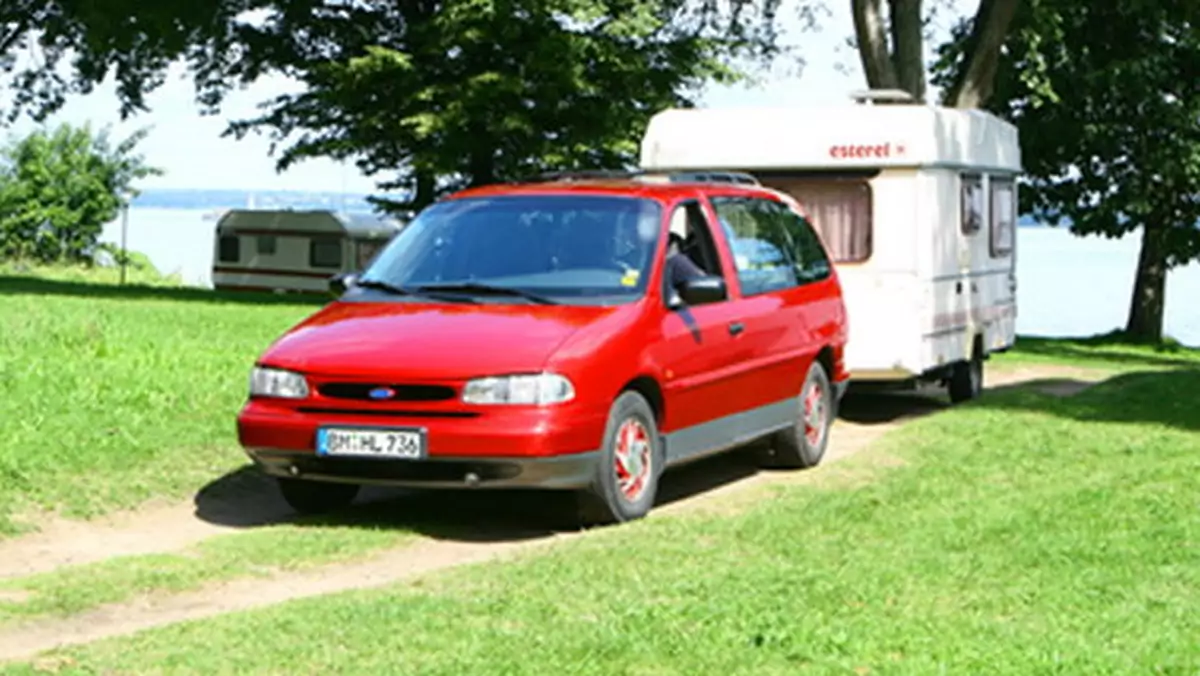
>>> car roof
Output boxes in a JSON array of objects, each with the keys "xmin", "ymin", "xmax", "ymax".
[{"xmin": 442, "ymin": 172, "xmax": 781, "ymax": 204}]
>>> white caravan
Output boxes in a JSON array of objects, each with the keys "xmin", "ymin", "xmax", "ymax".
[
  {"xmin": 638, "ymin": 93, "xmax": 1022, "ymax": 402},
  {"xmin": 211, "ymin": 209, "xmax": 403, "ymax": 294}
]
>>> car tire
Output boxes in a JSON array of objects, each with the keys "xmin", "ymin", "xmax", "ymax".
[
  {"xmin": 948, "ymin": 343, "xmax": 984, "ymax": 404},
  {"xmin": 761, "ymin": 360, "xmax": 833, "ymax": 469},
  {"xmin": 575, "ymin": 391, "xmax": 663, "ymax": 527},
  {"xmin": 276, "ymin": 477, "xmax": 360, "ymax": 515}
]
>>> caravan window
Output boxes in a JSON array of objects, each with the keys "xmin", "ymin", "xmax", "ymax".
[
  {"xmin": 754, "ymin": 178, "xmax": 872, "ymax": 263},
  {"xmin": 256, "ymin": 235, "xmax": 277, "ymax": 256},
  {"xmin": 709, "ymin": 196, "xmax": 832, "ymax": 296},
  {"xmin": 989, "ymin": 177, "xmax": 1016, "ymax": 257},
  {"xmin": 961, "ymin": 174, "xmax": 984, "ymax": 235},
  {"xmin": 310, "ymin": 238, "xmax": 343, "ymax": 268},
  {"xmin": 218, "ymin": 235, "xmax": 240, "ymax": 263}
]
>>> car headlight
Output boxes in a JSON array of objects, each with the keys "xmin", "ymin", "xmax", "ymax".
[
  {"xmin": 249, "ymin": 366, "xmax": 310, "ymax": 399},
  {"xmin": 462, "ymin": 373, "xmax": 575, "ymax": 405}
]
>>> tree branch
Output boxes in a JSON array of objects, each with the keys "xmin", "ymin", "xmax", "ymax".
[
  {"xmin": 851, "ymin": 0, "xmax": 898, "ymax": 90},
  {"xmin": 942, "ymin": 0, "xmax": 1021, "ymax": 109}
]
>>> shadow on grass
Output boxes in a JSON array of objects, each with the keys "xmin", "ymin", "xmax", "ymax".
[
  {"xmin": 0, "ymin": 275, "xmax": 330, "ymax": 307},
  {"xmin": 1013, "ymin": 333, "xmax": 1200, "ymax": 369},
  {"xmin": 975, "ymin": 368, "xmax": 1200, "ymax": 433},
  {"xmin": 192, "ymin": 391, "xmax": 939, "ymax": 542}
]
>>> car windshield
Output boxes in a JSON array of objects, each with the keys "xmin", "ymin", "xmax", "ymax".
[{"xmin": 359, "ymin": 194, "xmax": 663, "ymax": 305}]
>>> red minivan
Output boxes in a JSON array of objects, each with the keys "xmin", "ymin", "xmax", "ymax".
[{"xmin": 237, "ymin": 171, "xmax": 850, "ymax": 524}]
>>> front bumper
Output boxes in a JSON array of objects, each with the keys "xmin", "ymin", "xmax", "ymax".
[
  {"xmin": 237, "ymin": 399, "xmax": 607, "ymax": 490},
  {"xmin": 247, "ymin": 447, "xmax": 600, "ymax": 490}
]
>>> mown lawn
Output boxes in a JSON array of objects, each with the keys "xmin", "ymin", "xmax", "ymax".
[
  {"xmin": 0, "ymin": 267, "xmax": 322, "ymax": 534},
  {"xmin": 4, "ymin": 344, "xmax": 1196, "ymax": 673}
]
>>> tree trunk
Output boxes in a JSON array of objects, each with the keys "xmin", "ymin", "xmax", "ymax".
[
  {"xmin": 1124, "ymin": 225, "xmax": 1168, "ymax": 343},
  {"xmin": 851, "ymin": 0, "xmax": 899, "ymax": 90},
  {"xmin": 887, "ymin": 0, "xmax": 925, "ymax": 101},
  {"xmin": 942, "ymin": 0, "xmax": 1022, "ymax": 109},
  {"xmin": 412, "ymin": 170, "xmax": 437, "ymax": 211}
]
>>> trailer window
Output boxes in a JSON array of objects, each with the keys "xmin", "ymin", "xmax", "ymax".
[
  {"xmin": 217, "ymin": 235, "xmax": 239, "ymax": 263},
  {"xmin": 753, "ymin": 178, "xmax": 872, "ymax": 263},
  {"xmin": 310, "ymin": 238, "xmax": 343, "ymax": 268},
  {"xmin": 990, "ymin": 177, "xmax": 1016, "ymax": 257},
  {"xmin": 709, "ymin": 196, "xmax": 832, "ymax": 296},
  {"xmin": 256, "ymin": 235, "xmax": 277, "ymax": 256},
  {"xmin": 961, "ymin": 174, "xmax": 984, "ymax": 235}
]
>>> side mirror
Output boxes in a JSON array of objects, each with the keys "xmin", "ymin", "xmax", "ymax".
[
  {"xmin": 329, "ymin": 272, "xmax": 359, "ymax": 296},
  {"xmin": 676, "ymin": 275, "xmax": 727, "ymax": 307}
]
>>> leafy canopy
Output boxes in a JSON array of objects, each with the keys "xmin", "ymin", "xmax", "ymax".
[{"xmin": 932, "ymin": 0, "xmax": 1200, "ymax": 265}]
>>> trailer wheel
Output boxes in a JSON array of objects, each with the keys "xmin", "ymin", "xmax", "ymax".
[{"xmin": 948, "ymin": 341, "xmax": 984, "ymax": 403}]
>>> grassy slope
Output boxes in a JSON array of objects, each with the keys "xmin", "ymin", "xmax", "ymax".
[
  {"xmin": 3, "ymin": 342, "xmax": 1196, "ymax": 673},
  {"xmin": 0, "ymin": 268, "xmax": 321, "ymax": 533}
]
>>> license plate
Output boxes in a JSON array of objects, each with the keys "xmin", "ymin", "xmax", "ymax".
[{"xmin": 316, "ymin": 427, "xmax": 426, "ymax": 459}]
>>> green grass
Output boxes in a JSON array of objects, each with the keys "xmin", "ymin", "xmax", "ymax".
[
  {"xmin": 0, "ymin": 267, "xmax": 322, "ymax": 534},
  {"xmin": 0, "ymin": 521, "xmax": 412, "ymax": 623},
  {"xmin": 5, "ymin": 353, "xmax": 1197, "ymax": 673}
]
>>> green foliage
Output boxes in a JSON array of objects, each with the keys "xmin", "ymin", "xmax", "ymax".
[
  {"xmin": 0, "ymin": 123, "xmax": 160, "ymax": 263},
  {"xmin": 0, "ymin": 0, "xmax": 253, "ymax": 123},
  {"xmin": 221, "ymin": 0, "xmax": 809, "ymax": 212},
  {"xmin": 4, "ymin": 1, "xmax": 818, "ymax": 214},
  {"xmin": 931, "ymin": 1, "xmax": 1200, "ymax": 263}
]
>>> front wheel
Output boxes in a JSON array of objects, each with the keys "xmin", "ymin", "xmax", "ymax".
[
  {"xmin": 761, "ymin": 361, "xmax": 833, "ymax": 469},
  {"xmin": 575, "ymin": 391, "xmax": 663, "ymax": 526},
  {"xmin": 276, "ymin": 477, "xmax": 360, "ymax": 515}
]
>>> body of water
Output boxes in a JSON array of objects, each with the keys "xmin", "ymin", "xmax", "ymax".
[{"xmin": 100, "ymin": 207, "xmax": 1200, "ymax": 347}]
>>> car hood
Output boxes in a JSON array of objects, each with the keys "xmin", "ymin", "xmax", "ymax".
[{"xmin": 259, "ymin": 300, "xmax": 620, "ymax": 380}]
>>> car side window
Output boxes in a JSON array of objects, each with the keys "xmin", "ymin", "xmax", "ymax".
[
  {"xmin": 709, "ymin": 195, "xmax": 833, "ymax": 296},
  {"xmin": 661, "ymin": 200, "xmax": 727, "ymax": 303}
]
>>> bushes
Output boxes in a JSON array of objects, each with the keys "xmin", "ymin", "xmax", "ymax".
[{"xmin": 0, "ymin": 123, "xmax": 160, "ymax": 264}]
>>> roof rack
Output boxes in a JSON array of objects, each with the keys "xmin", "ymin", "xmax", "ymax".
[{"xmin": 533, "ymin": 169, "xmax": 761, "ymax": 187}]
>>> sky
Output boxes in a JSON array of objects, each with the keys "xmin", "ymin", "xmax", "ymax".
[{"xmin": 2, "ymin": 0, "xmax": 976, "ymax": 195}]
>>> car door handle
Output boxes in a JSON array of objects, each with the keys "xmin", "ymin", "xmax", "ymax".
[{"xmin": 728, "ymin": 321, "xmax": 745, "ymax": 336}]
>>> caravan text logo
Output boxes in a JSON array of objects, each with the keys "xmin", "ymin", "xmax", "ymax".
[{"xmin": 829, "ymin": 143, "xmax": 907, "ymax": 159}]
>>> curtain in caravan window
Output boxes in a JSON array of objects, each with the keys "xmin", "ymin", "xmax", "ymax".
[{"xmin": 758, "ymin": 179, "xmax": 872, "ymax": 263}]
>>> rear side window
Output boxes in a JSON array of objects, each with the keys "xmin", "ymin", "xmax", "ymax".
[
  {"xmin": 961, "ymin": 174, "xmax": 984, "ymax": 235},
  {"xmin": 217, "ymin": 235, "xmax": 240, "ymax": 263},
  {"xmin": 310, "ymin": 238, "xmax": 343, "ymax": 268},
  {"xmin": 709, "ymin": 196, "xmax": 832, "ymax": 296},
  {"xmin": 989, "ymin": 177, "xmax": 1016, "ymax": 257},
  {"xmin": 754, "ymin": 177, "xmax": 872, "ymax": 263}
]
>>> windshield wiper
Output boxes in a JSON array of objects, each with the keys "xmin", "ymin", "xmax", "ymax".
[
  {"xmin": 414, "ymin": 282, "xmax": 559, "ymax": 305},
  {"xmin": 355, "ymin": 278, "xmax": 412, "ymax": 296}
]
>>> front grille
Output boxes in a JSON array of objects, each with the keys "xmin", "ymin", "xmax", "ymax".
[
  {"xmin": 316, "ymin": 383, "xmax": 457, "ymax": 402},
  {"xmin": 297, "ymin": 407, "xmax": 478, "ymax": 419}
]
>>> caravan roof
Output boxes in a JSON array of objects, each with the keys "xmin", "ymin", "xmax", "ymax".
[
  {"xmin": 639, "ymin": 104, "xmax": 1022, "ymax": 175},
  {"xmin": 216, "ymin": 209, "xmax": 402, "ymax": 239}
]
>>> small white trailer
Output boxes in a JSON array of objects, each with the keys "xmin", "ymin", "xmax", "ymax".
[
  {"xmin": 638, "ymin": 92, "xmax": 1022, "ymax": 402},
  {"xmin": 211, "ymin": 209, "xmax": 402, "ymax": 294}
]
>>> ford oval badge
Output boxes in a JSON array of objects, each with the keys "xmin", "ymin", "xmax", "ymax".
[{"xmin": 368, "ymin": 387, "xmax": 395, "ymax": 400}]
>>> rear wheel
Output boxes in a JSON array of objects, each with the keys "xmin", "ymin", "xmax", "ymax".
[
  {"xmin": 276, "ymin": 477, "xmax": 360, "ymax": 515},
  {"xmin": 948, "ymin": 342, "xmax": 984, "ymax": 404},
  {"xmin": 761, "ymin": 361, "xmax": 833, "ymax": 469},
  {"xmin": 575, "ymin": 391, "xmax": 662, "ymax": 526}
]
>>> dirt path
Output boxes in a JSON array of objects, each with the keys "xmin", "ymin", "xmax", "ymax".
[{"xmin": 0, "ymin": 362, "xmax": 1110, "ymax": 663}]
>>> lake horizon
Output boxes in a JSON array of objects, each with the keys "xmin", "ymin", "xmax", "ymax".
[{"xmin": 99, "ymin": 206, "xmax": 1200, "ymax": 348}]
